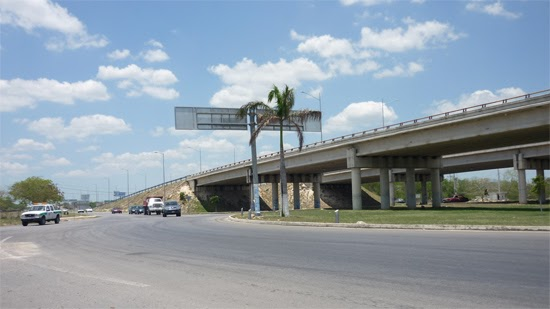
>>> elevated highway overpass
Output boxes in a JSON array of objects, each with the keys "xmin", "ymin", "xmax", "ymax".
[{"xmin": 186, "ymin": 90, "xmax": 550, "ymax": 210}]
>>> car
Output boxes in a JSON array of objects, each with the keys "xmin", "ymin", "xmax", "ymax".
[
  {"xmin": 111, "ymin": 208, "xmax": 122, "ymax": 214},
  {"xmin": 20, "ymin": 204, "xmax": 62, "ymax": 226},
  {"xmin": 77, "ymin": 209, "xmax": 85, "ymax": 213},
  {"xmin": 129, "ymin": 206, "xmax": 137, "ymax": 214},
  {"xmin": 443, "ymin": 195, "xmax": 469, "ymax": 203},
  {"xmin": 86, "ymin": 208, "xmax": 93, "ymax": 213},
  {"xmin": 162, "ymin": 200, "xmax": 181, "ymax": 217}
]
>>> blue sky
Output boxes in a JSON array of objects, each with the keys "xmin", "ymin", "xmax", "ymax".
[{"xmin": 1, "ymin": 0, "xmax": 548, "ymax": 201}]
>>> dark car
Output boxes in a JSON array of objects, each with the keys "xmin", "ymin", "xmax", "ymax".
[
  {"xmin": 112, "ymin": 208, "xmax": 123, "ymax": 214},
  {"xmin": 135, "ymin": 206, "xmax": 144, "ymax": 214},
  {"xmin": 162, "ymin": 200, "xmax": 181, "ymax": 217},
  {"xmin": 443, "ymin": 195, "xmax": 469, "ymax": 203}
]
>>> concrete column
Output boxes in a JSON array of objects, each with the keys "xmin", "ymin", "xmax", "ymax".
[
  {"xmin": 405, "ymin": 168, "xmax": 416, "ymax": 209},
  {"xmin": 421, "ymin": 175, "xmax": 428, "ymax": 205},
  {"xmin": 313, "ymin": 180, "xmax": 321, "ymax": 209},
  {"xmin": 536, "ymin": 168, "xmax": 546, "ymax": 204},
  {"xmin": 518, "ymin": 168, "xmax": 527, "ymax": 204},
  {"xmin": 389, "ymin": 169, "xmax": 395, "ymax": 207},
  {"xmin": 272, "ymin": 182, "xmax": 279, "ymax": 211},
  {"xmin": 431, "ymin": 168, "xmax": 441, "ymax": 208},
  {"xmin": 351, "ymin": 167, "xmax": 362, "ymax": 210},
  {"xmin": 380, "ymin": 167, "xmax": 390, "ymax": 210},
  {"xmin": 293, "ymin": 179, "xmax": 300, "ymax": 210}
]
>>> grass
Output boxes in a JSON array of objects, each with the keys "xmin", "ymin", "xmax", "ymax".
[{"xmin": 244, "ymin": 204, "xmax": 550, "ymax": 226}]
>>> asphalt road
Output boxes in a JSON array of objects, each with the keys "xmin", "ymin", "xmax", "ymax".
[{"xmin": 1, "ymin": 213, "xmax": 548, "ymax": 308}]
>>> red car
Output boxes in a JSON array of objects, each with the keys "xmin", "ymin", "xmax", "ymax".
[
  {"xmin": 111, "ymin": 208, "xmax": 123, "ymax": 214},
  {"xmin": 443, "ymin": 195, "xmax": 469, "ymax": 203}
]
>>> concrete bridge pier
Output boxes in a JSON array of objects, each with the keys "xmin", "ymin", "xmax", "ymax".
[
  {"xmin": 406, "ymin": 168, "xmax": 416, "ymax": 209},
  {"xmin": 380, "ymin": 168, "xmax": 390, "ymax": 209},
  {"xmin": 293, "ymin": 179, "xmax": 300, "ymax": 209},
  {"xmin": 420, "ymin": 175, "xmax": 428, "ymax": 205},
  {"xmin": 313, "ymin": 180, "xmax": 321, "ymax": 209},
  {"xmin": 351, "ymin": 167, "xmax": 362, "ymax": 210},
  {"xmin": 348, "ymin": 147, "xmax": 442, "ymax": 210},
  {"xmin": 389, "ymin": 170, "xmax": 395, "ymax": 207},
  {"xmin": 515, "ymin": 153, "xmax": 529, "ymax": 204},
  {"xmin": 272, "ymin": 182, "xmax": 279, "ymax": 211},
  {"xmin": 431, "ymin": 168, "xmax": 442, "ymax": 208}
]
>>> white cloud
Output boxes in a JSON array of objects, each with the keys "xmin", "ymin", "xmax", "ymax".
[
  {"xmin": 360, "ymin": 19, "xmax": 463, "ymax": 52},
  {"xmin": 91, "ymin": 151, "xmax": 163, "ymax": 172},
  {"xmin": 142, "ymin": 49, "xmax": 169, "ymax": 62},
  {"xmin": 41, "ymin": 155, "xmax": 71, "ymax": 167},
  {"xmin": 208, "ymin": 57, "xmax": 330, "ymax": 107},
  {"xmin": 108, "ymin": 49, "xmax": 131, "ymax": 60},
  {"xmin": 430, "ymin": 87, "xmax": 526, "ymax": 114},
  {"xmin": 12, "ymin": 139, "xmax": 55, "ymax": 152},
  {"xmin": 27, "ymin": 114, "xmax": 132, "ymax": 141},
  {"xmin": 97, "ymin": 64, "xmax": 179, "ymax": 100},
  {"xmin": 374, "ymin": 61, "xmax": 424, "ymax": 79},
  {"xmin": 325, "ymin": 101, "xmax": 398, "ymax": 134},
  {"xmin": 296, "ymin": 34, "xmax": 355, "ymax": 58},
  {"xmin": 142, "ymin": 86, "xmax": 179, "ymax": 100},
  {"xmin": 466, "ymin": 1, "xmax": 521, "ymax": 19},
  {"xmin": 0, "ymin": 161, "xmax": 29, "ymax": 175},
  {"xmin": 146, "ymin": 39, "xmax": 164, "ymax": 48},
  {"xmin": 340, "ymin": 0, "xmax": 392, "ymax": 6},
  {"xmin": 0, "ymin": 0, "xmax": 108, "ymax": 51},
  {"xmin": 0, "ymin": 78, "xmax": 110, "ymax": 112}
]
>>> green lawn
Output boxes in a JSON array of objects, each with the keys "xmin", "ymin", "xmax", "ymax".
[{"xmin": 245, "ymin": 204, "xmax": 550, "ymax": 226}]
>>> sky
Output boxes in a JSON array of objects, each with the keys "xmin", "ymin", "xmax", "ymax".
[{"xmin": 1, "ymin": 0, "xmax": 548, "ymax": 201}]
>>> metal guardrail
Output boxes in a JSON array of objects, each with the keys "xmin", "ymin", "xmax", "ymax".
[{"xmin": 116, "ymin": 89, "xmax": 550, "ymax": 201}]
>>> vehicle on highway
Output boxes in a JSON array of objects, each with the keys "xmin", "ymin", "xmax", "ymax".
[
  {"xmin": 143, "ymin": 196, "xmax": 163, "ymax": 215},
  {"xmin": 443, "ymin": 195, "xmax": 469, "ymax": 203},
  {"xmin": 135, "ymin": 206, "xmax": 144, "ymax": 214},
  {"xmin": 111, "ymin": 208, "xmax": 123, "ymax": 214},
  {"xmin": 77, "ymin": 209, "xmax": 85, "ymax": 213},
  {"xmin": 162, "ymin": 200, "xmax": 181, "ymax": 217},
  {"xmin": 86, "ymin": 208, "xmax": 93, "ymax": 213},
  {"xmin": 20, "ymin": 204, "xmax": 61, "ymax": 226}
]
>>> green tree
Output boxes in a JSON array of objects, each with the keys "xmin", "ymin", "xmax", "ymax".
[
  {"xmin": 238, "ymin": 85, "xmax": 321, "ymax": 217},
  {"xmin": 0, "ymin": 191, "xmax": 25, "ymax": 211},
  {"xmin": 9, "ymin": 177, "xmax": 64, "ymax": 204},
  {"xmin": 209, "ymin": 195, "xmax": 220, "ymax": 212}
]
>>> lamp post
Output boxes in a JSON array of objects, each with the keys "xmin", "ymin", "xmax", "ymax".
[
  {"xmin": 302, "ymin": 91, "xmax": 322, "ymax": 141},
  {"xmin": 105, "ymin": 177, "xmax": 110, "ymax": 203},
  {"xmin": 122, "ymin": 169, "xmax": 129, "ymax": 209},
  {"xmin": 155, "ymin": 151, "xmax": 166, "ymax": 199},
  {"xmin": 186, "ymin": 147, "xmax": 202, "ymax": 172}
]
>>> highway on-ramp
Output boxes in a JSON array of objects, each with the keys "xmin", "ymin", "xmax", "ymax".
[{"xmin": 1, "ymin": 213, "xmax": 548, "ymax": 308}]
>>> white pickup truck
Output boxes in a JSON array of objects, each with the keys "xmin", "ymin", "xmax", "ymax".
[{"xmin": 20, "ymin": 204, "xmax": 62, "ymax": 226}]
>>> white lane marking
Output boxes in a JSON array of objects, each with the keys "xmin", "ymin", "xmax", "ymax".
[{"xmin": 1, "ymin": 236, "xmax": 13, "ymax": 243}]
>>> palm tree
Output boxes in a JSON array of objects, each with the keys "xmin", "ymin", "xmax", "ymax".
[{"xmin": 238, "ymin": 85, "xmax": 321, "ymax": 217}]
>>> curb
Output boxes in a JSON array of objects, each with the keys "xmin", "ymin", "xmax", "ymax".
[{"xmin": 225, "ymin": 216, "xmax": 550, "ymax": 232}]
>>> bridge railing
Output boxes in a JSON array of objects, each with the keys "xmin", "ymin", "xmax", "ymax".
[{"xmin": 114, "ymin": 89, "xmax": 549, "ymax": 202}]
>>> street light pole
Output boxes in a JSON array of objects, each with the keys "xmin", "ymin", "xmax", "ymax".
[
  {"xmin": 155, "ymin": 151, "xmax": 166, "ymax": 199},
  {"xmin": 122, "ymin": 169, "xmax": 129, "ymax": 209},
  {"xmin": 301, "ymin": 91, "xmax": 322, "ymax": 141},
  {"xmin": 186, "ymin": 147, "xmax": 202, "ymax": 172}
]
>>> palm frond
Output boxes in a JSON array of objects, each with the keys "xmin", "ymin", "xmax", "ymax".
[{"xmin": 236, "ymin": 101, "xmax": 271, "ymax": 119}]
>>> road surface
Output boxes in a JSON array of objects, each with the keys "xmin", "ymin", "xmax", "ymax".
[{"xmin": 1, "ymin": 213, "xmax": 548, "ymax": 308}]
